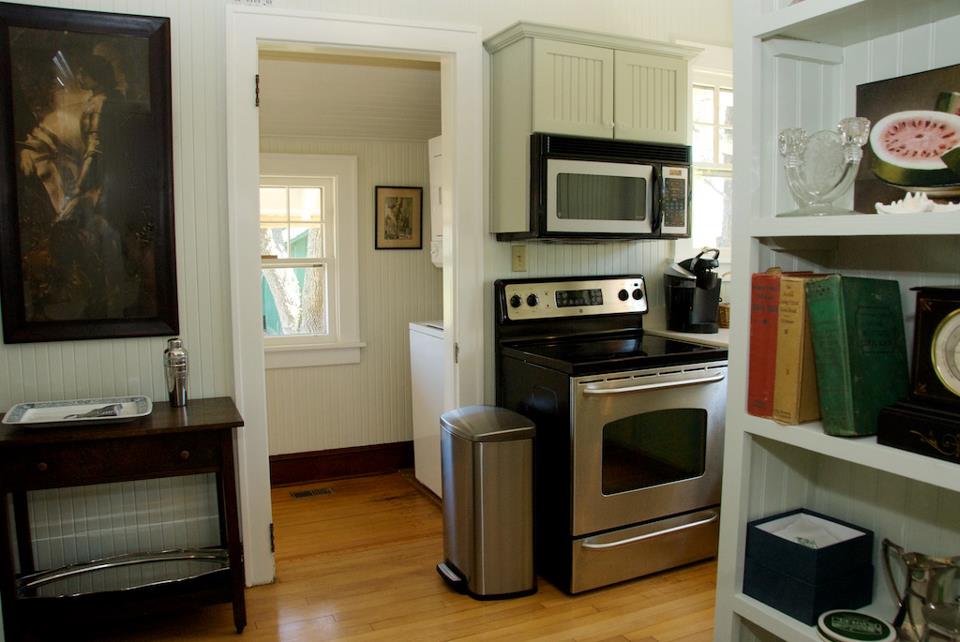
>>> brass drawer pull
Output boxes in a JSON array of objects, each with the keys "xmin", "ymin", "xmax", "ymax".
[
  {"xmin": 180, "ymin": 450, "xmax": 190, "ymax": 460},
  {"xmin": 36, "ymin": 462, "xmax": 48, "ymax": 472}
]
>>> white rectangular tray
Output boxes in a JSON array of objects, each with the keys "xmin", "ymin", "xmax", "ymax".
[{"xmin": 2, "ymin": 396, "xmax": 153, "ymax": 427}]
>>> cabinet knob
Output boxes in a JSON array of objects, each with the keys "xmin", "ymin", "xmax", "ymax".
[
  {"xmin": 36, "ymin": 462, "xmax": 48, "ymax": 472},
  {"xmin": 180, "ymin": 450, "xmax": 190, "ymax": 460}
]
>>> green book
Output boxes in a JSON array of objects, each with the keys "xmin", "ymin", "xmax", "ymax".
[{"xmin": 804, "ymin": 275, "xmax": 909, "ymax": 437}]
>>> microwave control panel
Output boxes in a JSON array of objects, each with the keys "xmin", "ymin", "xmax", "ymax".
[
  {"xmin": 503, "ymin": 277, "xmax": 647, "ymax": 321},
  {"xmin": 660, "ymin": 166, "xmax": 689, "ymax": 234}
]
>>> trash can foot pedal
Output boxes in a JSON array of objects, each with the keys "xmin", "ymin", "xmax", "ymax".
[{"xmin": 437, "ymin": 562, "xmax": 466, "ymax": 593}]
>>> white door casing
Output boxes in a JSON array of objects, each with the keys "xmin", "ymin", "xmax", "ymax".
[{"xmin": 225, "ymin": 6, "xmax": 484, "ymax": 585}]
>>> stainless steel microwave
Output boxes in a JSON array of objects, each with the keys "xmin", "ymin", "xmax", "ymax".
[{"xmin": 495, "ymin": 133, "xmax": 691, "ymax": 241}]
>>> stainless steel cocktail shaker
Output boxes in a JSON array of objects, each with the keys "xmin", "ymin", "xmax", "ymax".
[{"xmin": 164, "ymin": 337, "xmax": 189, "ymax": 407}]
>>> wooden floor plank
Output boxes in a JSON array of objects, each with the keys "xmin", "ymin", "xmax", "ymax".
[{"xmin": 80, "ymin": 472, "xmax": 716, "ymax": 641}]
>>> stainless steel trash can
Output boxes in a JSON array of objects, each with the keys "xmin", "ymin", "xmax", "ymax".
[{"xmin": 436, "ymin": 405, "xmax": 536, "ymax": 599}]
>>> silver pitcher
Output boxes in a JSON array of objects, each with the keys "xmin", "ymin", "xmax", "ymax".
[
  {"xmin": 883, "ymin": 538, "xmax": 960, "ymax": 641},
  {"xmin": 163, "ymin": 337, "xmax": 189, "ymax": 407}
]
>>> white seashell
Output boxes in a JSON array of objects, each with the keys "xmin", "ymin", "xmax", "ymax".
[{"xmin": 875, "ymin": 191, "xmax": 960, "ymax": 214}]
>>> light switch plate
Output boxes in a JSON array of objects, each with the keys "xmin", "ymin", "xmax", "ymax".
[{"xmin": 511, "ymin": 244, "xmax": 527, "ymax": 272}]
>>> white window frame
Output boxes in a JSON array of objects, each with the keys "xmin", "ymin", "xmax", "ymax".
[
  {"xmin": 259, "ymin": 153, "xmax": 362, "ymax": 369},
  {"xmin": 675, "ymin": 47, "xmax": 733, "ymax": 274}
]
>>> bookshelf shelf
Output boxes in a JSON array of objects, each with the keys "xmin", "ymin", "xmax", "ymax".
[
  {"xmin": 748, "ymin": 213, "xmax": 960, "ymax": 239},
  {"xmin": 741, "ymin": 416, "xmax": 960, "ymax": 494},
  {"xmin": 716, "ymin": 0, "xmax": 960, "ymax": 640},
  {"xmin": 752, "ymin": 0, "xmax": 960, "ymax": 47},
  {"xmin": 731, "ymin": 593, "xmax": 891, "ymax": 642}
]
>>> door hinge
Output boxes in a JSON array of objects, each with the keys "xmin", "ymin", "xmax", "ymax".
[
  {"xmin": 454, "ymin": 342, "xmax": 460, "ymax": 364},
  {"xmin": 255, "ymin": 73, "xmax": 260, "ymax": 107},
  {"xmin": 269, "ymin": 522, "xmax": 274, "ymax": 552}
]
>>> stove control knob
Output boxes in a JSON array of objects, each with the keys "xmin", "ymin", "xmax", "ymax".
[
  {"xmin": 632, "ymin": 288, "xmax": 644, "ymax": 300},
  {"xmin": 618, "ymin": 289, "xmax": 629, "ymax": 301},
  {"xmin": 509, "ymin": 294, "xmax": 522, "ymax": 308},
  {"xmin": 526, "ymin": 294, "xmax": 540, "ymax": 307}
]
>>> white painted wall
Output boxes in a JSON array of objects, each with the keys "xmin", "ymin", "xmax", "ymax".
[{"xmin": 260, "ymin": 137, "xmax": 442, "ymax": 455}]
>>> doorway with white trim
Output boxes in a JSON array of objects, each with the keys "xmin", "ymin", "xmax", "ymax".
[{"xmin": 224, "ymin": 6, "xmax": 485, "ymax": 586}]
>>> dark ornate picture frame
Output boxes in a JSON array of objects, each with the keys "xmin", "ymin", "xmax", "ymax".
[
  {"xmin": 0, "ymin": 3, "xmax": 178, "ymax": 343},
  {"xmin": 374, "ymin": 185, "xmax": 422, "ymax": 250}
]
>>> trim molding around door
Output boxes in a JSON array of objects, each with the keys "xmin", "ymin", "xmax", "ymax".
[
  {"xmin": 269, "ymin": 442, "xmax": 414, "ymax": 487},
  {"xmin": 225, "ymin": 6, "xmax": 485, "ymax": 586}
]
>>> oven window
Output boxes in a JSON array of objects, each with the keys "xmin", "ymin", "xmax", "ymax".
[
  {"xmin": 601, "ymin": 409, "xmax": 706, "ymax": 495},
  {"xmin": 556, "ymin": 173, "xmax": 647, "ymax": 221}
]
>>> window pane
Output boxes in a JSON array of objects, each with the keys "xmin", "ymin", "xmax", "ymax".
[
  {"xmin": 692, "ymin": 173, "xmax": 733, "ymax": 251},
  {"xmin": 693, "ymin": 123, "xmax": 715, "ymax": 163},
  {"xmin": 289, "ymin": 187, "xmax": 323, "ymax": 222},
  {"xmin": 289, "ymin": 227, "xmax": 325, "ymax": 259},
  {"xmin": 719, "ymin": 89, "xmax": 734, "ymax": 127},
  {"xmin": 260, "ymin": 226, "xmax": 290, "ymax": 258},
  {"xmin": 719, "ymin": 126, "xmax": 734, "ymax": 165},
  {"xmin": 261, "ymin": 265, "xmax": 328, "ymax": 336},
  {"xmin": 692, "ymin": 86, "xmax": 714, "ymax": 124},
  {"xmin": 259, "ymin": 187, "xmax": 288, "ymax": 223}
]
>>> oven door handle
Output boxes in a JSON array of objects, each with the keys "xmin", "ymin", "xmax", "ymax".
[
  {"xmin": 580, "ymin": 512, "xmax": 719, "ymax": 550},
  {"xmin": 582, "ymin": 371, "xmax": 725, "ymax": 396}
]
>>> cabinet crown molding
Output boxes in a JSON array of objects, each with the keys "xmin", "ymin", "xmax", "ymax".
[{"xmin": 483, "ymin": 21, "xmax": 702, "ymax": 59}]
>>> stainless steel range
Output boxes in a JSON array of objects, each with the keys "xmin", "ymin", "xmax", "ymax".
[{"xmin": 495, "ymin": 275, "xmax": 728, "ymax": 594}]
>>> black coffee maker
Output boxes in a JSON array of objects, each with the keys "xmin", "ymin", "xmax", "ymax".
[{"xmin": 664, "ymin": 249, "xmax": 722, "ymax": 334}]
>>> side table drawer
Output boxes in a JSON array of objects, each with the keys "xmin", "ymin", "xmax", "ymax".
[{"xmin": 2, "ymin": 433, "xmax": 222, "ymax": 488}]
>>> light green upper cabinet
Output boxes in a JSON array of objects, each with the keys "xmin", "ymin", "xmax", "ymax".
[
  {"xmin": 614, "ymin": 51, "xmax": 688, "ymax": 144},
  {"xmin": 532, "ymin": 39, "xmax": 615, "ymax": 139}
]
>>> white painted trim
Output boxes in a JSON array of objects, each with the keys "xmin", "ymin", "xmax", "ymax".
[
  {"xmin": 264, "ymin": 343, "xmax": 364, "ymax": 369},
  {"xmin": 225, "ymin": 6, "xmax": 484, "ymax": 586}
]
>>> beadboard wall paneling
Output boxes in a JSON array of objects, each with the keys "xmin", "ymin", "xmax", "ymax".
[
  {"xmin": 27, "ymin": 474, "xmax": 220, "ymax": 575},
  {"xmin": 260, "ymin": 137, "xmax": 442, "ymax": 456},
  {"xmin": 0, "ymin": 0, "xmax": 232, "ymax": 413},
  {"xmin": 746, "ymin": 436, "xmax": 960, "ymax": 622}
]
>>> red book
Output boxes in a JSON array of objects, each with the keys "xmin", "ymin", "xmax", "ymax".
[
  {"xmin": 748, "ymin": 269, "xmax": 783, "ymax": 417},
  {"xmin": 748, "ymin": 269, "xmax": 815, "ymax": 417}
]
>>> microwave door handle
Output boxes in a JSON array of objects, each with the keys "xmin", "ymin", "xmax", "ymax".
[
  {"xmin": 651, "ymin": 165, "xmax": 663, "ymax": 234},
  {"xmin": 582, "ymin": 371, "xmax": 725, "ymax": 395}
]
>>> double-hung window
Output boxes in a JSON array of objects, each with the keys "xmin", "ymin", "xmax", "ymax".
[
  {"xmin": 688, "ymin": 74, "xmax": 733, "ymax": 258},
  {"xmin": 259, "ymin": 154, "xmax": 361, "ymax": 369}
]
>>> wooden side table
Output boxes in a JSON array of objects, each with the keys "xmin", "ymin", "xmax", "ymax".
[{"xmin": 0, "ymin": 397, "xmax": 246, "ymax": 640}]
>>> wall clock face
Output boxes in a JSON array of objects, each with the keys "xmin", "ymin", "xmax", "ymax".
[{"xmin": 932, "ymin": 309, "xmax": 960, "ymax": 396}]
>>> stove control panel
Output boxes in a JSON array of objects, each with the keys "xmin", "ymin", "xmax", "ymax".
[{"xmin": 502, "ymin": 277, "xmax": 647, "ymax": 321}]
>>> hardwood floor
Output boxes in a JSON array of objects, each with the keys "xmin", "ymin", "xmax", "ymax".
[{"xmin": 94, "ymin": 473, "xmax": 717, "ymax": 641}]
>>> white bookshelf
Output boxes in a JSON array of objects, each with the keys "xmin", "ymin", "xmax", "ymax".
[{"xmin": 715, "ymin": 1, "xmax": 960, "ymax": 640}]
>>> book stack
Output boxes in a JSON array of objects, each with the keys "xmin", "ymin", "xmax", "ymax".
[{"xmin": 748, "ymin": 271, "xmax": 909, "ymax": 437}]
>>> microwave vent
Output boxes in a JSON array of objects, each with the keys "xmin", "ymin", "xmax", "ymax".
[{"xmin": 544, "ymin": 135, "xmax": 690, "ymax": 164}]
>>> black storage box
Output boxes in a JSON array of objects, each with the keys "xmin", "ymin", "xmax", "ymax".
[
  {"xmin": 878, "ymin": 400, "xmax": 960, "ymax": 465},
  {"xmin": 743, "ymin": 509, "xmax": 874, "ymax": 625}
]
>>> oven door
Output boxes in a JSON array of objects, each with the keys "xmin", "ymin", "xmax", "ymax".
[
  {"xmin": 570, "ymin": 362, "xmax": 726, "ymax": 536},
  {"xmin": 545, "ymin": 159, "xmax": 655, "ymax": 236}
]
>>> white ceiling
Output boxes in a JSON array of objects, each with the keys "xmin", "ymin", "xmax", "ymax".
[{"xmin": 258, "ymin": 52, "xmax": 442, "ymax": 142}]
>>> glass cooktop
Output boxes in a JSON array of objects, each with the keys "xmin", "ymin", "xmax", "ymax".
[{"xmin": 500, "ymin": 332, "xmax": 728, "ymax": 376}]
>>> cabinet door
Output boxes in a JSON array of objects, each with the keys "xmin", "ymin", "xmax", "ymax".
[
  {"xmin": 614, "ymin": 51, "xmax": 688, "ymax": 144},
  {"xmin": 532, "ymin": 39, "xmax": 614, "ymax": 138}
]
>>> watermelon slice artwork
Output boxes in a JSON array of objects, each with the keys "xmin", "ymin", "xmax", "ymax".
[{"xmin": 869, "ymin": 110, "xmax": 960, "ymax": 187}]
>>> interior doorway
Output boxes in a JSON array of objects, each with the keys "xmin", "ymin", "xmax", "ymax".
[{"xmin": 225, "ymin": 7, "xmax": 484, "ymax": 586}]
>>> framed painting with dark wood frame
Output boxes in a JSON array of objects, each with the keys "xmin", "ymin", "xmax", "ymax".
[
  {"xmin": 375, "ymin": 186, "xmax": 422, "ymax": 250},
  {"xmin": 0, "ymin": 3, "xmax": 178, "ymax": 343}
]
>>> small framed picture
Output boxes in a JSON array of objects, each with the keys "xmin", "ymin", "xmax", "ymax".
[{"xmin": 375, "ymin": 186, "xmax": 422, "ymax": 250}]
